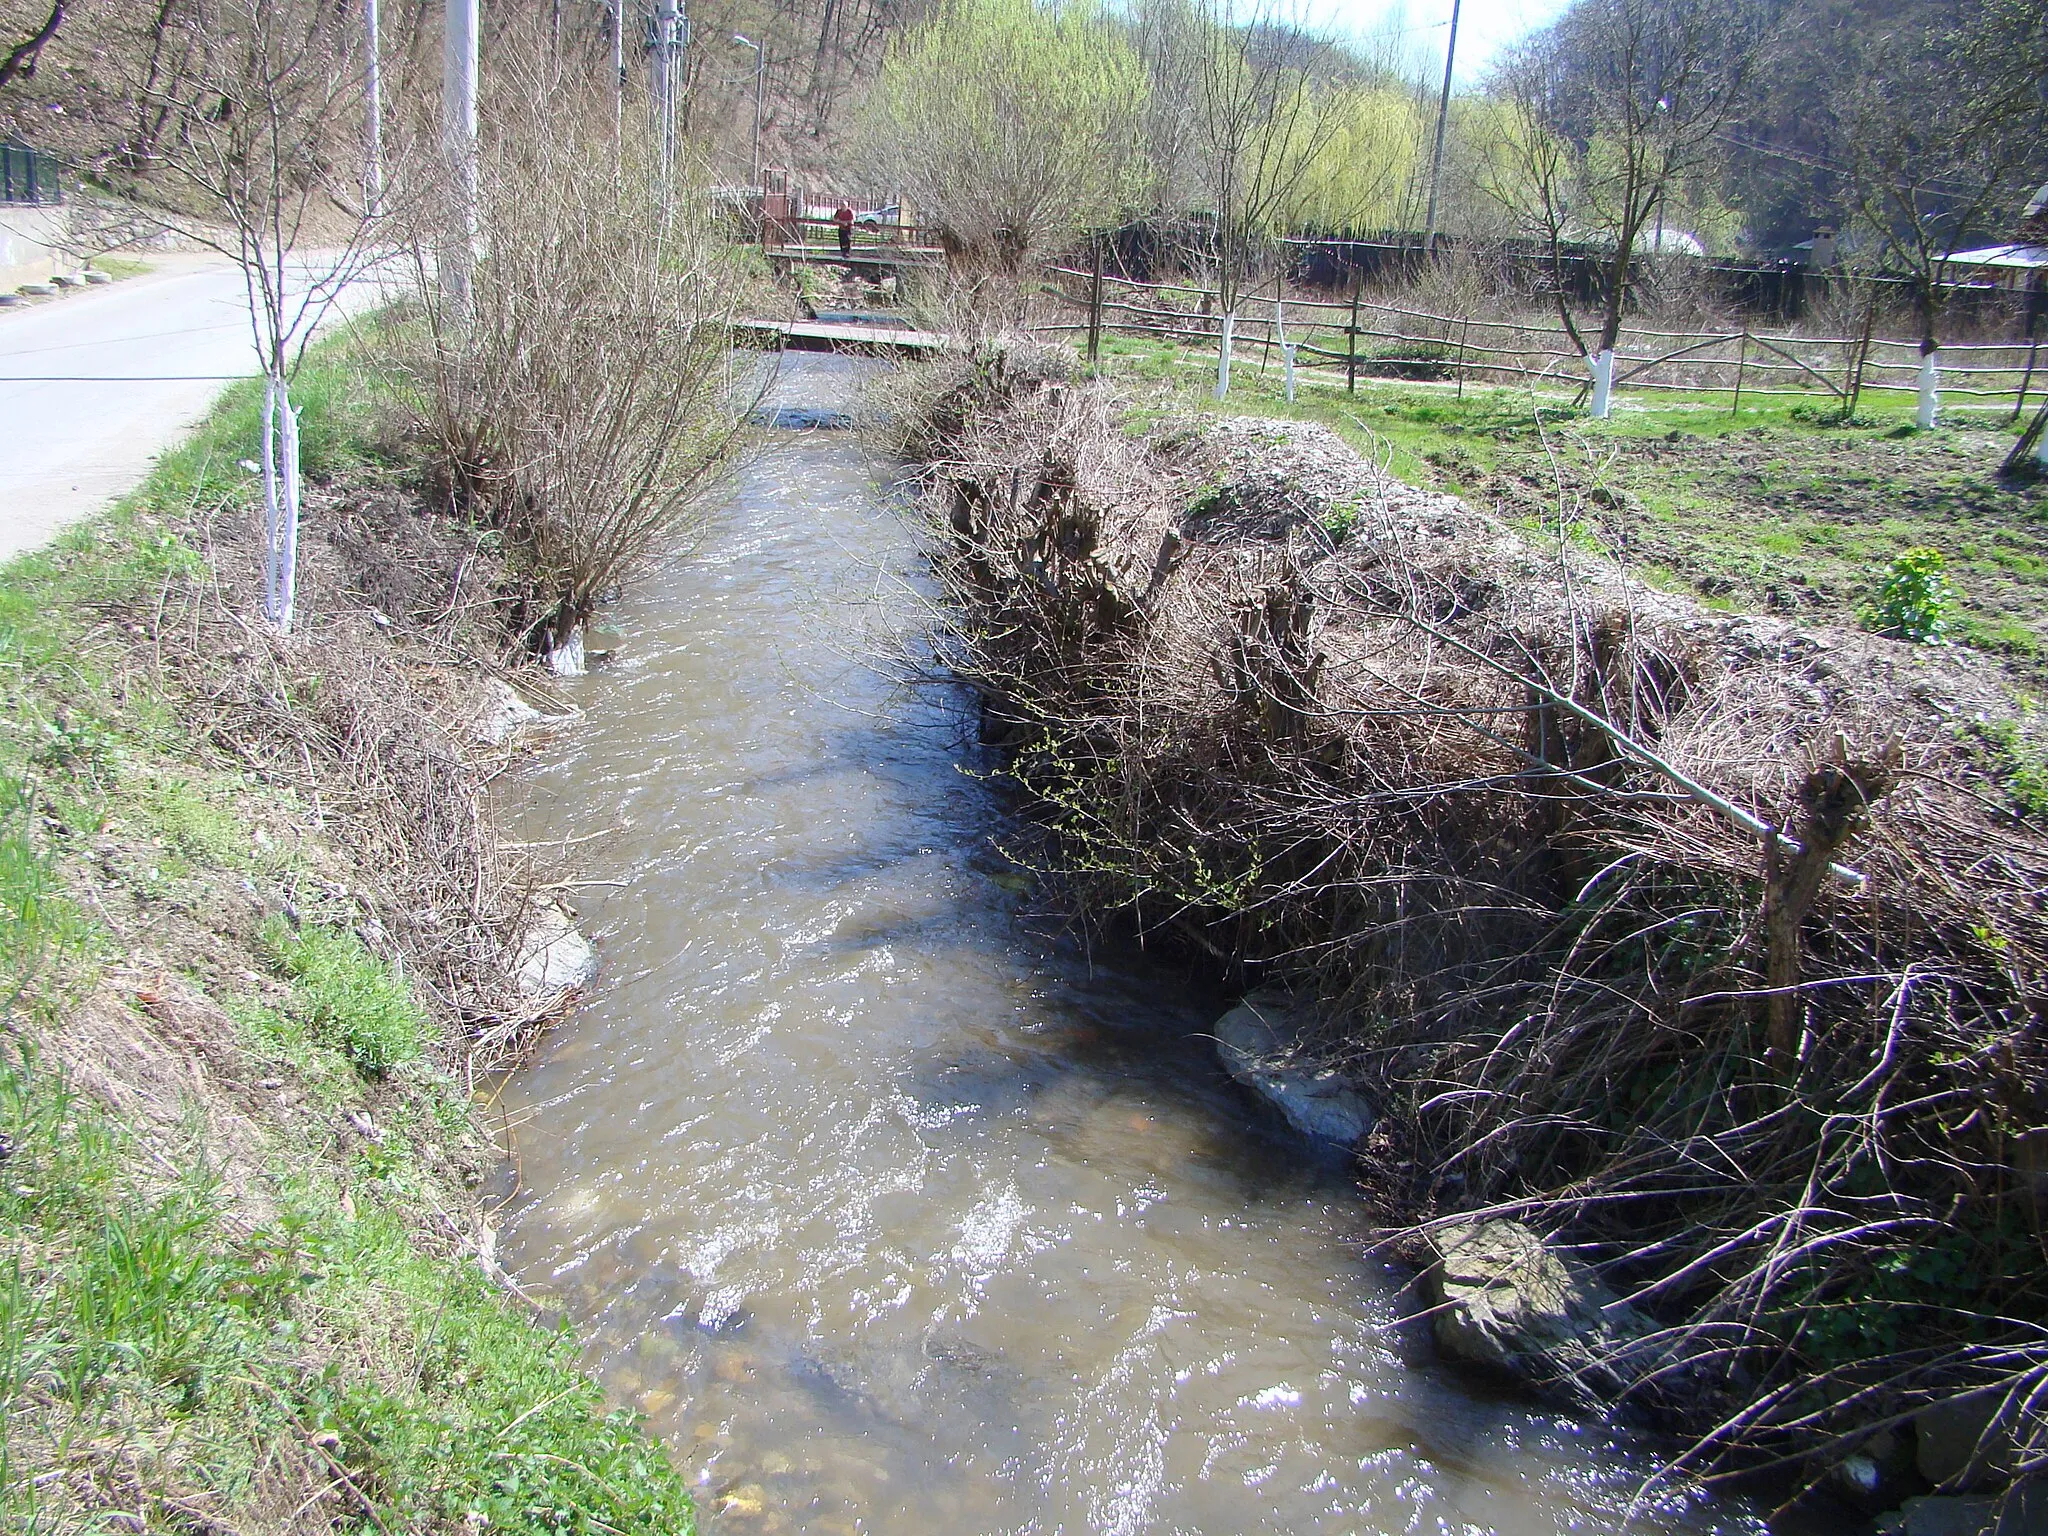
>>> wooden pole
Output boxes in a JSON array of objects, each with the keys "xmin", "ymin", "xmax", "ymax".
[
  {"xmin": 1087, "ymin": 235, "xmax": 1103, "ymax": 365},
  {"xmin": 1731, "ymin": 330, "xmax": 1747, "ymax": 414},
  {"xmin": 1347, "ymin": 280, "xmax": 1360, "ymax": 395},
  {"xmin": 1847, "ymin": 288, "xmax": 1878, "ymax": 418},
  {"xmin": 1456, "ymin": 314, "xmax": 1469, "ymax": 400}
]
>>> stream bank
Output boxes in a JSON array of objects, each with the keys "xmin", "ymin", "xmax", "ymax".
[
  {"xmin": 0, "ymin": 352, "xmax": 695, "ymax": 1532},
  {"xmin": 496, "ymin": 353, "xmax": 1763, "ymax": 1535},
  {"xmin": 893, "ymin": 340, "xmax": 2048, "ymax": 1521}
]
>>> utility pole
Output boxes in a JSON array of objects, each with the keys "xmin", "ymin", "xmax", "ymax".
[
  {"xmin": 611, "ymin": 0, "xmax": 625, "ymax": 141},
  {"xmin": 733, "ymin": 33, "xmax": 763, "ymax": 188},
  {"xmin": 652, "ymin": 0, "xmax": 682, "ymax": 192},
  {"xmin": 442, "ymin": 0, "xmax": 478, "ymax": 322},
  {"xmin": 363, "ymin": 0, "xmax": 382, "ymax": 215},
  {"xmin": 1420, "ymin": 0, "xmax": 1462, "ymax": 262}
]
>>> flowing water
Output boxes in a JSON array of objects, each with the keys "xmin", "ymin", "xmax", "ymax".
[{"xmin": 497, "ymin": 356, "xmax": 1763, "ymax": 1536}]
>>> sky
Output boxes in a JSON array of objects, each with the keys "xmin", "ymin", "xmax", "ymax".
[{"xmin": 1306, "ymin": 0, "xmax": 1574, "ymax": 87}]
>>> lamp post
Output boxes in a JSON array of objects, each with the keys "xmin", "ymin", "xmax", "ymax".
[{"xmin": 733, "ymin": 33, "xmax": 763, "ymax": 189}]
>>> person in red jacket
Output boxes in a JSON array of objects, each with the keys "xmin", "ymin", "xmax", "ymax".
[{"xmin": 833, "ymin": 203, "xmax": 854, "ymax": 259}]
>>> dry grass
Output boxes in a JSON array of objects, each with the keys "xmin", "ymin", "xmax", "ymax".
[{"xmin": 896, "ymin": 339, "xmax": 2048, "ymax": 1498}]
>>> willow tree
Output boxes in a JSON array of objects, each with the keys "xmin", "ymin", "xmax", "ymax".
[
  {"xmin": 856, "ymin": 0, "xmax": 1146, "ymax": 281},
  {"xmin": 1281, "ymin": 82, "xmax": 1424, "ymax": 233}
]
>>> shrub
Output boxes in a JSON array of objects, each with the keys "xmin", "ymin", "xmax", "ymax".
[
  {"xmin": 261, "ymin": 919, "xmax": 423, "ymax": 1078},
  {"xmin": 1861, "ymin": 546, "xmax": 1954, "ymax": 643}
]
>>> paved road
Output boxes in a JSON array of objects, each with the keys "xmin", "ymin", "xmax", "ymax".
[{"xmin": 0, "ymin": 254, "xmax": 388, "ymax": 563}]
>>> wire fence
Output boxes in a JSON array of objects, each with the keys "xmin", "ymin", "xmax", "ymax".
[
  {"xmin": 0, "ymin": 142, "xmax": 61, "ymax": 206},
  {"xmin": 1034, "ymin": 266, "xmax": 2047, "ymax": 414}
]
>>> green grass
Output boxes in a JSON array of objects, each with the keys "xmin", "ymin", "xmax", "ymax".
[
  {"xmin": 0, "ymin": 321, "xmax": 696, "ymax": 1533},
  {"xmin": 1098, "ymin": 339, "xmax": 2048, "ymax": 668},
  {"xmin": 0, "ymin": 1049, "xmax": 695, "ymax": 1532},
  {"xmin": 262, "ymin": 919, "xmax": 425, "ymax": 1079}
]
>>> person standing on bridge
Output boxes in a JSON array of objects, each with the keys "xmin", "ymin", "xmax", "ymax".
[{"xmin": 834, "ymin": 202, "xmax": 854, "ymax": 260}]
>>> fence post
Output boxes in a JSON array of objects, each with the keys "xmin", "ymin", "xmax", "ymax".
[
  {"xmin": 1087, "ymin": 235, "xmax": 1103, "ymax": 366},
  {"xmin": 1455, "ymin": 314, "xmax": 1469, "ymax": 400},
  {"xmin": 1731, "ymin": 330, "xmax": 1747, "ymax": 414},
  {"xmin": 1847, "ymin": 291, "xmax": 1877, "ymax": 417},
  {"xmin": 1346, "ymin": 281, "xmax": 1360, "ymax": 395}
]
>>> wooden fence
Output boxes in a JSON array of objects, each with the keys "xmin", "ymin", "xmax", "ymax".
[{"xmin": 1034, "ymin": 266, "xmax": 2047, "ymax": 413}]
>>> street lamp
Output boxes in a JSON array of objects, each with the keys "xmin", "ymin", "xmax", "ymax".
[{"xmin": 732, "ymin": 33, "xmax": 763, "ymax": 189}]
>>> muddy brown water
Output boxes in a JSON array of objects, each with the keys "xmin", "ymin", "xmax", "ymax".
[{"xmin": 497, "ymin": 356, "xmax": 1764, "ymax": 1536}]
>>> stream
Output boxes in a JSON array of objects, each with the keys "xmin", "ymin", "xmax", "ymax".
[{"xmin": 496, "ymin": 355, "xmax": 1764, "ymax": 1536}]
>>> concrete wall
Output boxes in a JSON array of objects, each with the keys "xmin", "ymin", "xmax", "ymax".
[{"xmin": 0, "ymin": 205, "xmax": 69, "ymax": 289}]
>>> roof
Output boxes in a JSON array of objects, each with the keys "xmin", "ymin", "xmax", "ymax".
[{"xmin": 1946, "ymin": 243, "xmax": 2048, "ymax": 271}]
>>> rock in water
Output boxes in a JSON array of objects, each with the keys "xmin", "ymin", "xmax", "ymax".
[
  {"xmin": 514, "ymin": 901, "xmax": 597, "ymax": 998},
  {"xmin": 1211, "ymin": 990, "xmax": 1375, "ymax": 1146},
  {"xmin": 1426, "ymin": 1218, "xmax": 1647, "ymax": 1401},
  {"xmin": 470, "ymin": 678, "xmax": 544, "ymax": 746}
]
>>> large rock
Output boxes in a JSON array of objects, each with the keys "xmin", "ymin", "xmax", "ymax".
[
  {"xmin": 1426, "ymin": 1218, "xmax": 1648, "ymax": 1402},
  {"xmin": 1917, "ymin": 1390, "xmax": 2029, "ymax": 1490},
  {"xmin": 1212, "ymin": 990, "xmax": 1374, "ymax": 1146},
  {"xmin": 513, "ymin": 902, "xmax": 597, "ymax": 998}
]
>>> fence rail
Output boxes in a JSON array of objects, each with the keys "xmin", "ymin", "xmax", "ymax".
[{"xmin": 1035, "ymin": 268, "xmax": 2046, "ymax": 411}]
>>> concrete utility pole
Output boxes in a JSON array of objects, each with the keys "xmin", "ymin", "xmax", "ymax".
[
  {"xmin": 611, "ymin": 0, "xmax": 625, "ymax": 141},
  {"xmin": 364, "ymin": 0, "xmax": 382, "ymax": 215},
  {"xmin": 443, "ymin": 0, "xmax": 478, "ymax": 322},
  {"xmin": 734, "ymin": 33, "xmax": 763, "ymax": 188},
  {"xmin": 652, "ymin": 0, "xmax": 683, "ymax": 190},
  {"xmin": 1420, "ymin": 0, "xmax": 1462, "ymax": 260}
]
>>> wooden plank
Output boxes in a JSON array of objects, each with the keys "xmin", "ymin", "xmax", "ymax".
[{"xmin": 736, "ymin": 317, "xmax": 945, "ymax": 355}]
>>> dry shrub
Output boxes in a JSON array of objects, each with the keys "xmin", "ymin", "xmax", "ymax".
[
  {"xmin": 904, "ymin": 342, "xmax": 2048, "ymax": 1492},
  {"xmin": 394, "ymin": 34, "xmax": 757, "ymax": 662}
]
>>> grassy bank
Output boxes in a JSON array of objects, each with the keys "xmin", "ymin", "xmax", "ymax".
[
  {"xmin": 1096, "ymin": 333, "xmax": 2048, "ymax": 667},
  {"xmin": 0, "ymin": 331, "xmax": 695, "ymax": 1531}
]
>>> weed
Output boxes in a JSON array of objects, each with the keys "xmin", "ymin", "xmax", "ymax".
[
  {"xmin": 261, "ymin": 918, "xmax": 424, "ymax": 1078},
  {"xmin": 1861, "ymin": 546, "xmax": 1956, "ymax": 643}
]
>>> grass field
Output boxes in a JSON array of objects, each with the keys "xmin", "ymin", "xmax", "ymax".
[{"xmin": 1098, "ymin": 332, "xmax": 2048, "ymax": 668}]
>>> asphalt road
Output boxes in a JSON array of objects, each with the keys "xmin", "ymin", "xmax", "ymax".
[{"xmin": 0, "ymin": 253, "xmax": 387, "ymax": 564}]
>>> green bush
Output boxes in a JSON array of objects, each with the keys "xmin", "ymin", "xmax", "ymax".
[
  {"xmin": 1861, "ymin": 546, "xmax": 1955, "ymax": 643},
  {"xmin": 261, "ymin": 919, "xmax": 424, "ymax": 1078}
]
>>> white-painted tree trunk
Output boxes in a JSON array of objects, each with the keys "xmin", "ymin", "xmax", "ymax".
[
  {"xmin": 1916, "ymin": 350, "xmax": 1940, "ymax": 429},
  {"xmin": 1215, "ymin": 311, "xmax": 1234, "ymax": 400},
  {"xmin": 1589, "ymin": 348, "xmax": 1615, "ymax": 419},
  {"xmin": 441, "ymin": 0, "xmax": 478, "ymax": 324},
  {"xmin": 261, "ymin": 374, "xmax": 301, "ymax": 633}
]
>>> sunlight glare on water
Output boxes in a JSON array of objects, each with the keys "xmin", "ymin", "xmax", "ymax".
[{"xmin": 497, "ymin": 354, "xmax": 1763, "ymax": 1536}]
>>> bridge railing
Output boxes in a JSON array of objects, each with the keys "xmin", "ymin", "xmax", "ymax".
[{"xmin": 768, "ymin": 215, "xmax": 944, "ymax": 253}]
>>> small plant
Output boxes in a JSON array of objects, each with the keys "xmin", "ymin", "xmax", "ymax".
[
  {"xmin": 1321, "ymin": 498, "xmax": 1361, "ymax": 543},
  {"xmin": 261, "ymin": 919, "xmax": 423, "ymax": 1078},
  {"xmin": 1861, "ymin": 546, "xmax": 1955, "ymax": 643}
]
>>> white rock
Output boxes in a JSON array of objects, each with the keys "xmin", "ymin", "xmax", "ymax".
[
  {"xmin": 471, "ymin": 678, "xmax": 543, "ymax": 746},
  {"xmin": 514, "ymin": 902, "xmax": 597, "ymax": 998},
  {"xmin": 1212, "ymin": 989, "xmax": 1374, "ymax": 1145}
]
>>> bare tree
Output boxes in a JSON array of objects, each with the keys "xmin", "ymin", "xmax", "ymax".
[
  {"xmin": 1836, "ymin": 0, "xmax": 2048, "ymax": 421},
  {"xmin": 1191, "ymin": 0, "xmax": 1340, "ymax": 397},
  {"xmin": 401, "ymin": 35, "xmax": 755, "ymax": 671},
  {"xmin": 1485, "ymin": 0, "xmax": 1762, "ymax": 411},
  {"xmin": 141, "ymin": 0, "xmax": 381, "ymax": 631}
]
